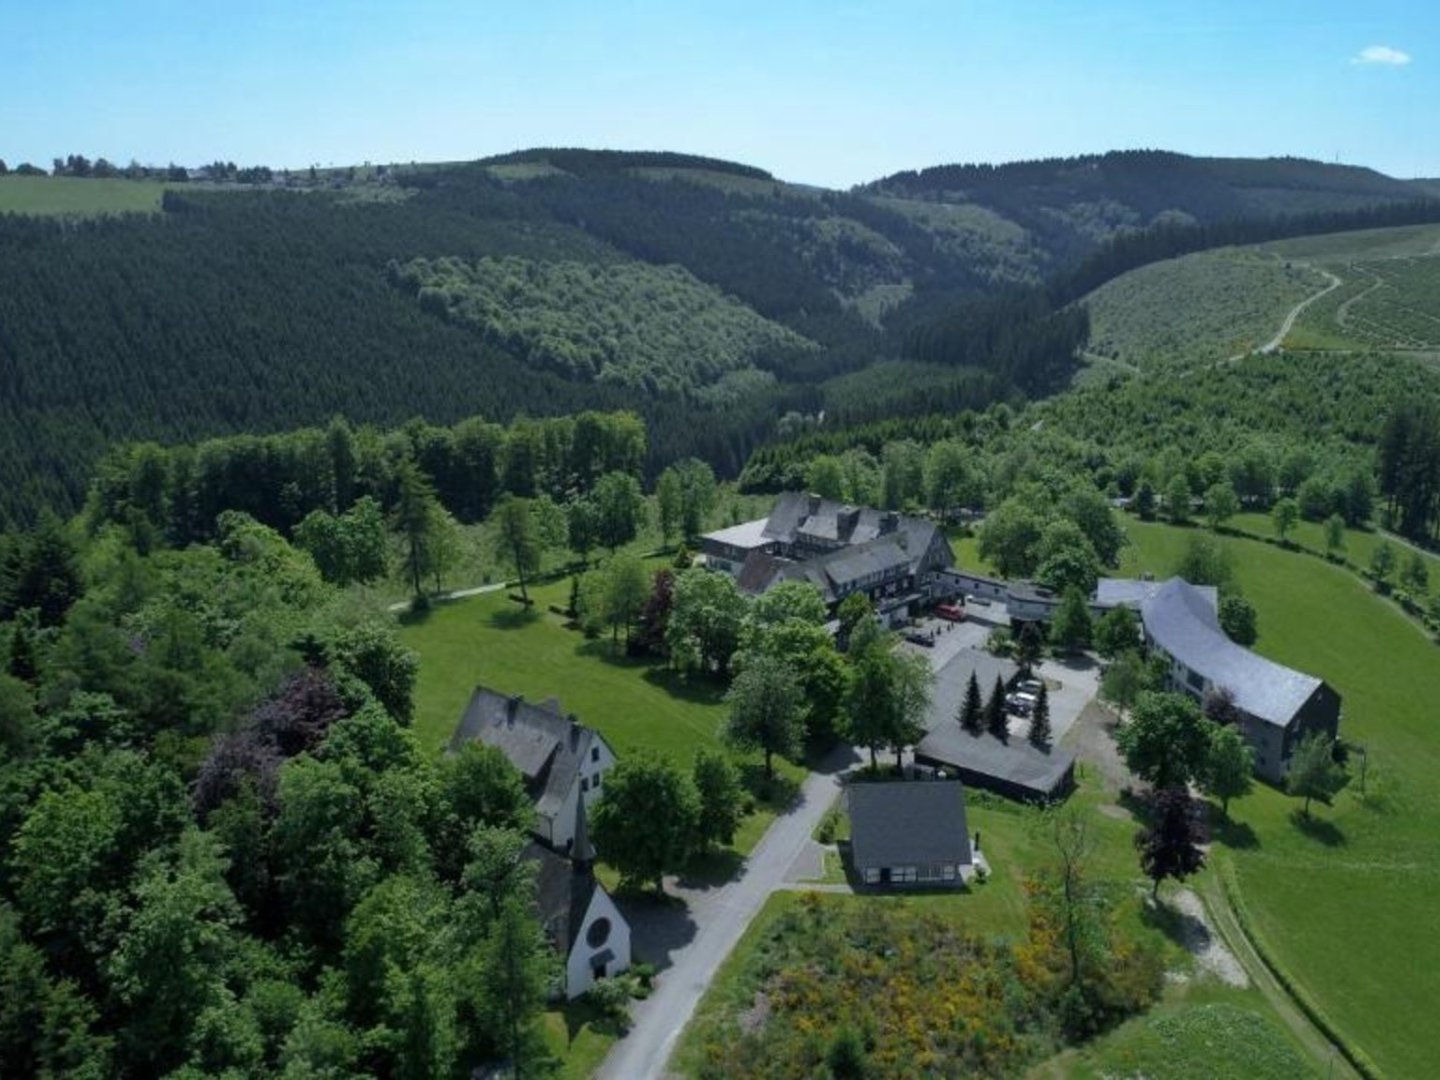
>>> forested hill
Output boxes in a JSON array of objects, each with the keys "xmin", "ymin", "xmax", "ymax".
[
  {"xmin": 0, "ymin": 146, "xmax": 1432, "ymax": 527},
  {"xmin": 863, "ymin": 150, "xmax": 1430, "ymax": 266}
]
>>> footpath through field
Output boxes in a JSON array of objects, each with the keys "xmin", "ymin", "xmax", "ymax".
[
  {"xmin": 595, "ymin": 745, "xmax": 857, "ymax": 1080},
  {"xmin": 1225, "ymin": 261, "xmax": 1343, "ymax": 361}
]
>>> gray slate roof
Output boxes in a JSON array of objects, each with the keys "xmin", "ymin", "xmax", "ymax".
[
  {"xmin": 525, "ymin": 840, "xmax": 598, "ymax": 952},
  {"xmin": 916, "ymin": 726, "xmax": 1076, "ymax": 797},
  {"xmin": 915, "ymin": 648, "xmax": 1074, "ymax": 797},
  {"xmin": 928, "ymin": 648, "xmax": 1020, "ymax": 715},
  {"xmin": 451, "ymin": 687, "xmax": 611, "ymax": 827},
  {"xmin": 723, "ymin": 493, "xmax": 954, "ymax": 600},
  {"xmin": 763, "ymin": 493, "xmax": 948, "ymax": 563},
  {"xmin": 1097, "ymin": 576, "xmax": 1218, "ymax": 611},
  {"xmin": 848, "ymin": 781, "xmax": 972, "ymax": 869},
  {"xmin": 1141, "ymin": 578, "xmax": 1321, "ymax": 727}
]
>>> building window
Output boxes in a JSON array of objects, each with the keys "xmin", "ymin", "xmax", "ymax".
[
  {"xmin": 941, "ymin": 865, "xmax": 956, "ymax": 881},
  {"xmin": 580, "ymin": 777, "xmax": 589, "ymax": 792},
  {"xmin": 863, "ymin": 867, "xmax": 880, "ymax": 884},
  {"xmin": 591, "ymin": 771, "xmax": 601, "ymax": 788},
  {"xmin": 591, "ymin": 747, "xmax": 600, "ymax": 763},
  {"xmin": 586, "ymin": 917, "xmax": 611, "ymax": 948}
]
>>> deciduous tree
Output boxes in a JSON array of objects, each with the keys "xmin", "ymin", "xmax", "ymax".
[
  {"xmin": 1049, "ymin": 588, "xmax": 1093, "ymax": 653},
  {"xmin": 692, "ymin": 750, "xmax": 744, "ymax": 850},
  {"xmin": 1271, "ymin": 497, "xmax": 1300, "ymax": 543},
  {"xmin": 1204, "ymin": 482, "xmax": 1239, "ymax": 531},
  {"xmin": 590, "ymin": 755, "xmax": 700, "ymax": 893},
  {"xmin": 665, "ymin": 569, "xmax": 747, "ymax": 676},
  {"xmin": 1218, "ymin": 593, "xmax": 1258, "ymax": 645},
  {"xmin": 724, "ymin": 655, "xmax": 804, "ymax": 781},
  {"xmin": 1202, "ymin": 724, "xmax": 1254, "ymax": 815},
  {"xmin": 592, "ymin": 471, "xmax": 646, "ymax": 552},
  {"xmin": 1115, "ymin": 691, "xmax": 1210, "ymax": 789},
  {"xmin": 1093, "ymin": 604, "xmax": 1139, "ymax": 659},
  {"xmin": 1286, "ymin": 733, "xmax": 1349, "ymax": 818},
  {"xmin": 491, "ymin": 495, "xmax": 543, "ymax": 604},
  {"xmin": 1135, "ymin": 788, "xmax": 1206, "ymax": 900}
]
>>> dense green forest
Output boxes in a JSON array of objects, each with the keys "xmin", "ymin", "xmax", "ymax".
[
  {"xmin": 739, "ymin": 350, "xmax": 1440, "ymax": 545},
  {"xmin": 3, "ymin": 147, "xmax": 1437, "ymax": 530},
  {"xmin": 0, "ymin": 511, "xmax": 566, "ymax": 1078},
  {"xmin": 395, "ymin": 255, "xmax": 813, "ymax": 396}
]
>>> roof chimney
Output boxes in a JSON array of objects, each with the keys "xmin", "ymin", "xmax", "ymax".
[
  {"xmin": 568, "ymin": 714, "xmax": 581, "ymax": 750},
  {"xmin": 880, "ymin": 511, "xmax": 899, "ymax": 535},
  {"xmin": 506, "ymin": 694, "xmax": 523, "ymax": 722},
  {"xmin": 808, "ymin": 493, "xmax": 822, "ymax": 515}
]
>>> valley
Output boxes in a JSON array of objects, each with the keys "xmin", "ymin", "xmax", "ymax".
[{"xmin": 4, "ymin": 147, "xmax": 1440, "ymax": 1080}]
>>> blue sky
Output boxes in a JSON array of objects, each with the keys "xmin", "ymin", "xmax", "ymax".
[{"xmin": 1, "ymin": 0, "xmax": 1433, "ymax": 186}]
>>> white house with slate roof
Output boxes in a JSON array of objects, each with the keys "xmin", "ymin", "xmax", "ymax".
[
  {"xmin": 1138, "ymin": 578, "xmax": 1341, "ymax": 782},
  {"xmin": 449, "ymin": 688, "xmax": 630, "ymax": 998},
  {"xmin": 451, "ymin": 688, "xmax": 617, "ymax": 855}
]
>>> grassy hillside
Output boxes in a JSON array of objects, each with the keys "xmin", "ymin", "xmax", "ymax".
[
  {"xmin": 0, "ymin": 174, "xmax": 168, "ymax": 215},
  {"xmin": 1118, "ymin": 520, "xmax": 1440, "ymax": 1078},
  {"xmin": 1084, "ymin": 248, "xmax": 1325, "ymax": 372},
  {"xmin": 1074, "ymin": 221, "xmax": 1440, "ymax": 376}
]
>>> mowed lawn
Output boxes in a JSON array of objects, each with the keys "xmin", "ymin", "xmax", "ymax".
[
  {"xmin": 1119, "ymin": 520, "xmax": 1440, "ymax": 1077},
  {"xmin": 398, "ymin": 568, "xmax": 805, "ymax": 837},
  {"xmin": 0, "ymin": 175, "xmax": 168, "ymax": 215}
]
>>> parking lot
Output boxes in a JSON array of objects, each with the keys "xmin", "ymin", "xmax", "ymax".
[{"xmin": 900, "ymin": 608, "xmax": 1100, "ymax": 746}]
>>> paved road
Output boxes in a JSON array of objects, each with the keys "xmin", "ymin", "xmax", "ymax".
[{"xmin": 596, "ymin": 746, "xmax": 857, "ymax": 1080}]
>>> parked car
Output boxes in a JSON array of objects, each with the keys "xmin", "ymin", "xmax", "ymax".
[
  {"xmin": 934, "ymin": 602, "xmax": 966, "ymax": 622},
  {"xmin": 1005, "ymin": 691, "xmax": 1037, "ymax": 716},
  {"xmin": 904, "ymin": 629, "xmax": 936, "ymax": 647},
  {"xmin": 1017, "ymin": 678, "xmax": 1043, "ymax": 696},
  {"xmin": 966, "ymin": 594, "xmax": 992, "ymax": 607}
]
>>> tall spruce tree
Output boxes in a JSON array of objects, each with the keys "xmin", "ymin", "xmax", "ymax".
[
  {"xmin": 985, "ymin": 675, "xmax": 1009, "ymax": 741},
  {"xmin": 1028, "ymin": 683, "xmax": 1052, "ymax": 750},
  {"xmin": 958, "ymin": 670, "xmax": 983, "ymax": 734}
]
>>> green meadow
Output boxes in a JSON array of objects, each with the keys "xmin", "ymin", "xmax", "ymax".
[
  {"xmin": 1117, "ymin": 520, "xmax": 1439, "ymax": 1078},
  {"xmin": 398, "ymin": 564, "xmax": 805, "ymax": 854},
  {"xmin": 0, "ymin": 175, "xmax": 168, "ymax": 215}
]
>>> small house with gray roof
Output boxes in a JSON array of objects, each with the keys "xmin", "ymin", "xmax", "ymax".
[
  {"xmin": 701, "ymin": 492, "xmax": 956, "ymax": 626},
  {"xmin": 1139, "ymin": 578, "xmax": 1340, "ymax": 782},
  {"xmin": 450, "ymin": 687, "xmax": 618, "ymax": 856},
  {"xmin": 847, "ymin": 780, "xmax": 973, "ymax": 887}
]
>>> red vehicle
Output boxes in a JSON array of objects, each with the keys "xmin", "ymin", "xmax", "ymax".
[{"xmin": 934, "ymin": 602, "xmax": 966, "ymax": 622}]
